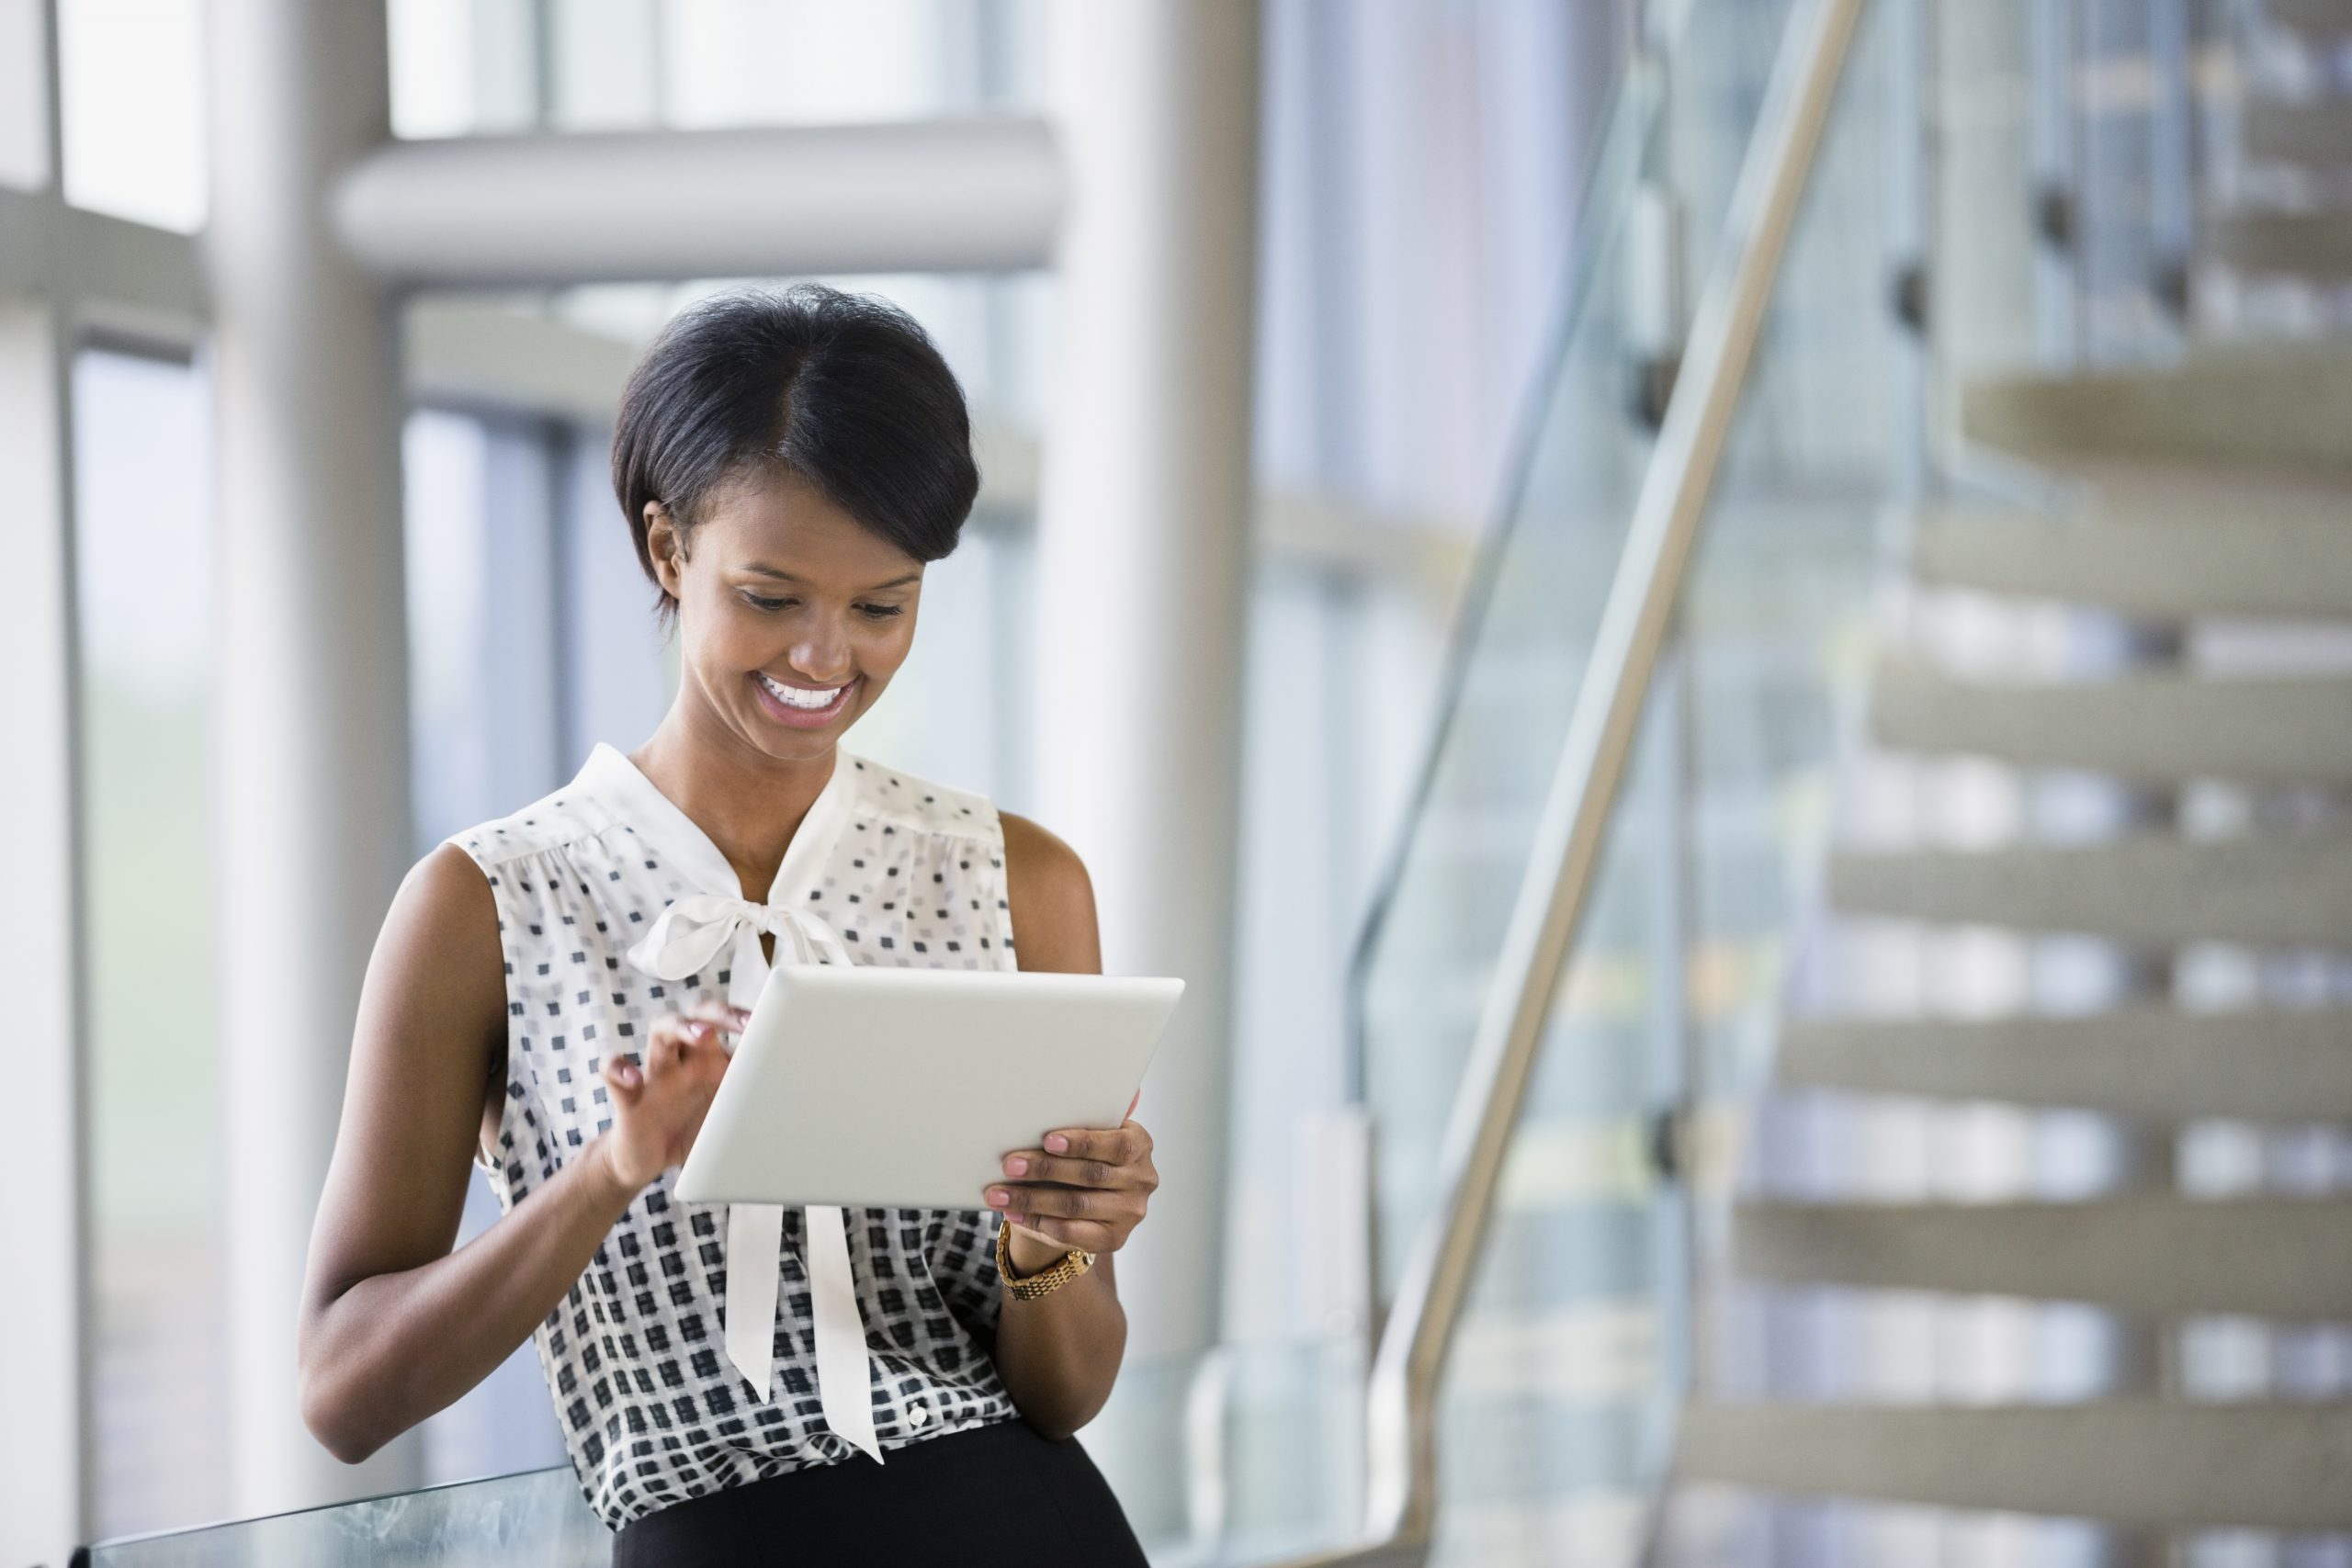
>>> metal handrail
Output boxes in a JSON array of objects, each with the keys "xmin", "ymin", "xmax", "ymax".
[{"xmin": 1278, "ymin": 0, "xmax": 1872, "ymax": 1560}]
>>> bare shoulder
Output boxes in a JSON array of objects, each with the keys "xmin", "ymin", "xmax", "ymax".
[
  {"xmin": 998, "ymin": 810, "xmax": 1101, "ymax": 975},
  {"xmin": 348, "ymin": 842, "xmax": 510, "ymax": 1100},
  {"xmin": 380, "ymin": 843, "xmax": 507, "ymax": 1022},
  {"xmin": 306, "ymin": 842, "xmax": 509, "ymax": 1310}
]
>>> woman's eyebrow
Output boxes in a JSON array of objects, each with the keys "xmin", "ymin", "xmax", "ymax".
[{"xmin": 741, "ymin": 562, "xmax": 922, "ymax": 591}]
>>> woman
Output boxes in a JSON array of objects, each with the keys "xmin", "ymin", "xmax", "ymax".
[{"xmin": 299, "ymin": 284, "xmax": 1157, "ymax": 1563}]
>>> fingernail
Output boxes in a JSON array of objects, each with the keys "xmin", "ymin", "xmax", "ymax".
[
  {"xmin": 1003, "ymin": 1156, "xmax": 1028, "ymax": 1177},
  {"xmin": 694, "ymin": 1021, "xmax": 714, "ymax": 1036},
  {"xmin": 986, "ymin": 1189, "xmax": 1009, "ymax": 1207},
  {"xmin": 1046, "ymin": 1135, "xmax": 1069, "ymax": 1154},
  {"xmin": 617, "ymin": 1065, "xmax": 639, "ymax": 1085}
]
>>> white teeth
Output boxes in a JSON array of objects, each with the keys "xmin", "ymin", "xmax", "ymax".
[{"xmin": 760, "ymin": 673, "xmax": 845, "ymax": 710}]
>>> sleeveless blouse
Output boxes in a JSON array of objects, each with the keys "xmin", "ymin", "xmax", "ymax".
[{"xmin": 443, "ymin": 739, "xmax": 1022, "ymax": 1527}]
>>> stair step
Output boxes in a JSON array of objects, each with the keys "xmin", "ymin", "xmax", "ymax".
[
  {"xmin": 2209, "ymin": 209, "xmax": 2352, "ymax": 283},
  {"xmin": 1778, "ymin": 1009, "xmax": 2352, "ymax": 1121},
  {"xmin": 1914, "ymin": 503, "xmax": 2352, "ymax": 619},
  {"xmin": 1826, "ymin": 833, "xmax": 2352, "ymax": 947},
  {"xmin": 1733, "ymin": 1196, "xmax": 2352, "ymax": 1317},
  {"xmin": 2264, "ymin": 0, "xmax": 2352, "ymax": 37},
  {"xmin": 2243, "ymin": 101, "xmax": 2352, "ymax": 166},
  {"xmin": 1870, "ymin": 660, "xmax": 2352, "ymax": 785},
  {"xmin": 1676, "ymin": 1402, "xmax": 2352, "ymax": 1529},
  {"xmin": 1962, "ymin": 350, "xmax": 2352, "ymax": 471}
]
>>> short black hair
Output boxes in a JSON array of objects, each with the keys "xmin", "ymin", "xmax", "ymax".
[{"xmin": 611, "ymin": 282, "xmax": 980, "ymax": 628}]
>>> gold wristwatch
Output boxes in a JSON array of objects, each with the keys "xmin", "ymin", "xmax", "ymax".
[{"xmin": 996, "ymin": 1220, "xmax": 1096, "ymax": 1301}]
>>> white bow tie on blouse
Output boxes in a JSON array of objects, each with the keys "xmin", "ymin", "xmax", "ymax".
[{"xmin": 624, "ymin": 891, "xmax": 883, "ymax": 1465}]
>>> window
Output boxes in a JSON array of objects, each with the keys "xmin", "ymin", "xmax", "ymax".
[
  {"xmin": 57, "ymin": 0, "xmax": 205, "ymax": 230},
  {"xmin": 74, "ymin": 346, "xmax": 225, "ymax": 1538}
]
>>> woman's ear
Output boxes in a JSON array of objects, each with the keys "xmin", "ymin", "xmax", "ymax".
[{"xmin": 644, "ymin": 501, "xmax": 686, "ymax": 598}]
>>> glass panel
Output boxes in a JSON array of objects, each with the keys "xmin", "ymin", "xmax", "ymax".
[
  {"xmin": 1430, "ymin": 706, "xmax": 1680, "ymax": 1567},
  {"xmin": 1355, "ymin": 0, "xmax": 1802, "ymax": 1310},
  {"xmin": 401, "ymin": 406, "xmax": 579, "ymax": 1483},
  {"xmin": 1080, "ymin": 1337, "xmax": 1370, "ymax": 1563},
  {"xmin": 1401, "ymin": 0, "xmax": 1911, "ymax": 1557},
  {"xmin": 84, "ymin": 1466, "xmax": 611, "ymax": 1567},
  {"xmin": 79, "ymin": 1343, "xmax": 1367, "ymax": 1565},
  {"xmin": 554, "ymin": 420, "xmax": 680, "ymax": 766},
  {"xmin": 405, "ymin": 408, "xmax": 566, "ymax": 853},
  {"xmin": 74, "ymin": 347, "xmax": 227, "ymax": 1538},
  {"xmin": 1680, "ymin": 0, "xmax": 1912, "ymax": 1131},
  {"xmin": 56, "ymin": 0, "xmax": 205, "ymax": 231}
]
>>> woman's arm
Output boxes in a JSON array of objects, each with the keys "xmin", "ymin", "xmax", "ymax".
[
  {"xmin": 299, "ymin": 844, "xmax": 735, "ymax": 1463},
  {"xmin": 986, "ymin": 812, "xmax": 1155, "ymax": 1440}
]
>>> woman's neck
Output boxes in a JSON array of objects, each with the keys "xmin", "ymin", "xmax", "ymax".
[{"xmin": 628, "ymin": 702, "xmax": 838, "ymax": 904}]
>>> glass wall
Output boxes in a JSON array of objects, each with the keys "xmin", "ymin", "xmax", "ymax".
[
  {"xmin": 56, "ymin": 0, "xmax": 205, "ymax": 230},
  {"xmin": 74, "ymin": 347, "xmax": 226, "ymax": 1539}
]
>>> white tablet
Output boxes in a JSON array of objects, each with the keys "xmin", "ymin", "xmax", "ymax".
[{"xmin": 673, "ymin": 963, "xmax": 1184, "ymax": 1211}]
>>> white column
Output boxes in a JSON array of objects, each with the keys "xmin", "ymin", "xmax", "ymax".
[
  {"xmin": 0, "ymin": 294, "xmax": 88, "ymax": 1568},
  {"xmin": 1, "ymin": 8, "xmax": 86, "ymax": 1560},
  {"xmin": 206, "ymin": 0, "xmax": 421, "ymax": 1513},
  {"xmin": 1033, "ymin": 0, "xmax": 1261, "ymax": 1364}
]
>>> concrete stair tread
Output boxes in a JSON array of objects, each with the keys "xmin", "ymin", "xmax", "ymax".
[
  {"xmin": 1827, "ymin": 831, "xmax": 2352, "ymax": 947},
  {"xmin": 1731, "ymin": 1194, "xmax": 2352, "ymax": 1318},
  {"xmin": 2264, "ymin": 0, "xmax": 2352, "ymax": 37},
  {"xmin": 1677, "ymin": 1401, "xmax": 2352, "ymax": 1529},
  {"xmin": 1914, "ymin": 503, "xmax": 2352, "ymax": 618},
  {"xmin": 1962, "ymin": 349, "xmax": 2352, "ymax": 471},
  {"xmin": 2242, "ymin": 100, "xmax": 2352, "ymax": 166},
  {"xmin": 2208, "ymin": 209, "xmax": 2352, "ymax": 283},
  {"xmin": 1869, "ymin": 658, "xmax": 2352, "ymax": 784},
  {"xmin": 1778, "ymin": 1007, "xmax": 2352, "ymax": 1122}
]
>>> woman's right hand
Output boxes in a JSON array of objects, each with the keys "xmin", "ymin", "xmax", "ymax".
[{"xmin": 593, "ymin": 1000, "xmax": 747, "ymax": 1194}]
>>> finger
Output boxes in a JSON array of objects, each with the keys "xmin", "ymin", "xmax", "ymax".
[
  {"xmin": 1040, "ymin": 1122, "xmax": 1148, "ymax": 1167},
  {"xmin": 998, "ymin": 1151, "xmax": 1130, "ymax": 1190},
  {"xmin": 1008, "ymin": 1214, "xmax": 1115, "ymax": 1253},
  {"xmin": 650, "ymin": 1015, "xmax": 728, "ymax": 1067},
  {"xmin": 988, "ymin": 1183, "xmax": 1135, "ymax": 1222},
  {"xmin": 600, "ymin": 1053, "xmax": 644, "ymax": 1104}
]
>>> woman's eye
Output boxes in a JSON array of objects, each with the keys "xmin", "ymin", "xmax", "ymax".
[{"xmin": 741, "ymin": 593, "xmax": 901, "ymax": 619}]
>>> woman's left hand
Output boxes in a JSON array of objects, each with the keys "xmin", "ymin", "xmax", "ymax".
[{"xmin": 985, "ymin": 1100, "xmax": 1156, "ymax": 1258}]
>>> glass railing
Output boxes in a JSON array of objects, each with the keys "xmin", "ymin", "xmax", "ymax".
[
  {"xmin": 77, "ymin": 1465, "xmax": 611, "ymax": 1566},
  {"xmin": 1352, "ymin": 0, "xmax": 1804, "ymax": 1317},
  {"xmin": 1346, "ymin": 0, "xmax": 1905, "ymax": 1560},
  {"xmin": 74, "ymin": 1337, "xmax": 1374, "ymax": 1568}
]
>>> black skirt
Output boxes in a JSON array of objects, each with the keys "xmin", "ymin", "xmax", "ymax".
[{"xmin": 608, "ymin": 1417, "xmax": 1150, "ymax": 1567}]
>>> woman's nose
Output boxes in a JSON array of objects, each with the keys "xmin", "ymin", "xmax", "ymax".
[{"xmin": 787, "ymin": 637, "xmax": 853, "ymax": 683}]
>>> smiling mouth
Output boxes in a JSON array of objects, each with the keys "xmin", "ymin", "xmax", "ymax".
[{"xmin": 757, "ymin": 671, "xmax": 850, "ymax": 710}]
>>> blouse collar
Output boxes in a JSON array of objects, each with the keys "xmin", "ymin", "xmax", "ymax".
[{"xmin": 573, "ymin": 740, "xmax": 862, "ymax": 907}]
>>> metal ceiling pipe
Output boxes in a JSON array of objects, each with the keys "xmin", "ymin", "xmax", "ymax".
[{"xmin": 333, "ymin": 118, "xmax": 1065, "ymax": 287}]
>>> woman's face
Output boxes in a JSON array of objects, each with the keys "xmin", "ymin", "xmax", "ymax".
[{"xmin": 647, "ymin": 468, "xmax": 924, "ymax": 762}]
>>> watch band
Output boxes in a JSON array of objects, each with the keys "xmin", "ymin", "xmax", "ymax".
[{"xmin": 995, "ymin": 1220, "xmax": 1096, "ymax": 1301}]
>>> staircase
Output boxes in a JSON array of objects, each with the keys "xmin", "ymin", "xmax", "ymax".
[{"xmin": 1671, "ymin": 1, "xmax": 2352, "ymax": 1549}]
